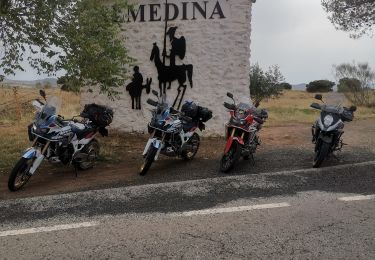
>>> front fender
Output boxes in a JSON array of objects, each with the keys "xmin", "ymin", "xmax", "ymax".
[
  {"xmin": 224, "ymin": 137, "xmax": 244, "ymax": 154},
  {"xmin": 318, "ymin": 134, "xmax": 333, "ymax": 144},
  {"xmin": 22, "ymin": 148, "xmax": 37, "ymax": 159}
]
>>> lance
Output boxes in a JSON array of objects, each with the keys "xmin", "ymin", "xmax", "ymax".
[{"xmin": 162, "ymin": 0, "xmax": 168, "ymax": 66}]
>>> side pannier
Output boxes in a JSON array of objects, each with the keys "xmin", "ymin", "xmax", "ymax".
[
  {"xmin": 197, "ymin": 106, "xmax": 213, "ymax": 123},
  {"xmin": 80, "ymin": 104, "xmax": 114, "ymax": 127}
]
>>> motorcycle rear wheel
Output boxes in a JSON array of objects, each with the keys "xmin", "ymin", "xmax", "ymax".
[
  {"xmin": 8, "ymin": 158, "xmax": 33, "ymax": 191},
  {"xmin": 220, "ymin": 141, "xmax": 241, "ymax": 173},
  {"xmin": 181, "ymin": 133, "xmax": 200, "ymax": 160},
  {"xmin": 313, "ymin": 141, "xmax": 330, "ymax": 168},
  {"xmin": 140, "ymin": 146, "xmax": 158, "ymax": 176},
  {"xmin": 77, "ymin": 140, "xmax": 100, "ymax": 170}
]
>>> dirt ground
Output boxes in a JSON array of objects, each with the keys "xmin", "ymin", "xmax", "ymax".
[{"xmin": 0, "ymin": 119, "xmax": 374, "ymax": 200}]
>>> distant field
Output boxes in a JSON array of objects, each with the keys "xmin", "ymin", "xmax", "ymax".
[
  {"xmin": 0, "ymin": 87, "xmax": 374, "ymax": 170},
  {"xmin": 262, "ymin": 90, "xmax": 375, "ymax": 126}
]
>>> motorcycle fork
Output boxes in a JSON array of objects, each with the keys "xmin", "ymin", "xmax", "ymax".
[
  {"xmin": 230, "ymin": 128, "xmax": 236, "ymax": 138},
  {"xmin": 29, "ymin": 141, "xmax": 50, "ymax": 175},
  {"xmin": 155, "ymin": 133, "xmax": 166, "ymax": 160}
]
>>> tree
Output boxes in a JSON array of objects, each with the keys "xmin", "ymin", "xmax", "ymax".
[
  {"xmin": 334, "ymin": 62, "xmax": 375, "ymax": 107},
  {"xmin": 306, "ymin": 80, "xmax": 334, "ymax": 93},
  {"xmin": 278, "ymin": 82, "xmax": 292, "ymax": 90},
  {"xmin": 58, "ymin": 75, "xmax": 81, "ymax": 92},
  {"xmin": 337, "ymin": 77, "xmax": 361, "ymax": 93},
  {"xmin": 0, "ymin": 0, "xmax": 132, "ymax": 98},
  {"xmin": 250, "ymin": 63, "xmax": 285, "ymax": 104},
  {"xmin": 322, "ymin": 0, "xmax": 375, "ymax": 38}
]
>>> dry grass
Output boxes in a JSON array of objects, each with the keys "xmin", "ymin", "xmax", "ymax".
[
  {"xmin": 0, "ymin": 87, "xmax": 81, "ymax": 170},
  {"xmin": 0, "ymin": 87, "xmax": 374, "ymax": 171},
  {"xmin": 262, "ymin": 90, "xmax": 375, "ymax": 126}
]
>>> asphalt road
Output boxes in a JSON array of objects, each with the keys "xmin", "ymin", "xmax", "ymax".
[{"xmin": 1, "ymin": 161, "xmax": 374, "ymax": 259}]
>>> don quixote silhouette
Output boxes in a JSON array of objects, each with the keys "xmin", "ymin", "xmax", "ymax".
[{"xmin": 149, "ymin": 3, "xmax": 194, "ymax": 110}]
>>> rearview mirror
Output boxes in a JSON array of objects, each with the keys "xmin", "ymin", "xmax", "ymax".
[
  {"xmin": 152, "ymin": 90, "xmax": 158, "ymax": 97},
  {"xmin": 39, "ymin": 90, "xmax": 46, "ymax": 100},
  {"xmin": 314, "ymin": 94, "xmax": 323, "ymax": 101},
  {"xmin": 227, "ymin": 92, "xmax": 234, "ymax": 99},
  {"xmin": 349, "ymin": 105, "xmax": 357, "ymax": 112}
]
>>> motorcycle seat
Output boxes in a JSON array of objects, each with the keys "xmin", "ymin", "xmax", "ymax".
[
  {"xmin": 71, "ymin": 124, "xmax": 95, "ymax": 139},
  {"xmin": 183, "ymin": 121, "xmax": 198, "ymax": 132}
]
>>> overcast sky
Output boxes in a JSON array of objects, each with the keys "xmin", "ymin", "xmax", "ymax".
[
  {"xmin": 2, "ymin": 0, "xmax": 375, "ymax": 83},
  {"xmin": 251, "ymin": 0, "xmax": 375, "ymax": 84}
]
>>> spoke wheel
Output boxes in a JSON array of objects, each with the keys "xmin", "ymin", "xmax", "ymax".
[
  {"xmin": 78, "ymin": 140, "xmax": 100, "ymax": 170},
  {"xmin": 140, "ymin": 146, "xmax": 158, "ymax": 176},
  {"xmin": 181, "ymin": 133, "xmax": 200, "ymax": 160},
  {"xmin": 8, "ymin": 158, "xmax": 33, "ymax": 191},
  {"xmin": 220, "ymin": 141, "xmax": 241, "ymax": 173}
]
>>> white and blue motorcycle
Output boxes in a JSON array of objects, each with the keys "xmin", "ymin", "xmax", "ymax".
[
  {"xmin": 140, "ymin": 90, "xmax": 212, "ymax": 175},
  {"xmin": 8, "ymin": 90, "xmax": 113, "ymax": 191}
]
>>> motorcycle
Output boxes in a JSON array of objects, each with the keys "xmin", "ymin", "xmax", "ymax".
[
  {"xmin": 220, "ymin": 92, "xmax": 268, "ymax": 173},
  {"xmin": 8, "ymin": 90, "xmax": 113, "ymax": 191},
  {"xmin": 140, "ymin": 90, "xmax": 212, "ymax": 176},
  {"xmin": 310, "ymin": 94, "xmax": 356, "ymax": 168}
]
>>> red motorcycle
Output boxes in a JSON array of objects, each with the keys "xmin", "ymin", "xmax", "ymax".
[{"xmin": 220, "ymin": 92, "xmax": 268, "ymax": 173}]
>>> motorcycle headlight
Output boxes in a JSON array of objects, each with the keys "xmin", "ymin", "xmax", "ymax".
[{"xmin": 323, "ymin": 115, "xmax": 334, "ymax": 127}]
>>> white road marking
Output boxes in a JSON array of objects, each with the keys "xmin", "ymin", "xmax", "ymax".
[
  {"xmin": 0, "ymin": 221, "xmax": 99, "ymax": 237},
  {"xmin": 338, "ymin": 195, "xmax": 375, "ymax": 202},
  {"xmin": 176, "ymin": 202, "xmax": 291, "ymax": 217}
]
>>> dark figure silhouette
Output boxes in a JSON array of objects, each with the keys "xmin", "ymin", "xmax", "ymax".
[
  {"xmin": 150, "ymin": 43, "xmax": 193, "ymax": 109},
  {"xmin": 126, "ymin": 66, "xmax": 152, "ymax": 110},
  {"xmin": 163, "ymin": 27, "xmax": 186, "ymax": 67}
]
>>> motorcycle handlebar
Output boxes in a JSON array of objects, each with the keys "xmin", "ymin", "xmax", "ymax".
[
  {"xmin": 224, "ymin": 102, "xmax": 236, "ymax": 110},
  {"xmin": 310, "ymin": 103, "xmax": 321, "ymax": 110},
  {"xmin": 253, "ymin": 116, "xmax": 264, "ymax": 124},
  {"xmin": 147, "ymin": 99, "xmax": 158, "ymax": 107}
]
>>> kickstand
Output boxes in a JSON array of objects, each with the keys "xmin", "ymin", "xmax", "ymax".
[{"xmin": 74, "ymin": 164, "xmax": 78, "ymax": 178}]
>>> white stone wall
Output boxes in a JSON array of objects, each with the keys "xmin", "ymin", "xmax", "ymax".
[{"xmin": 81, "ymin": 0, "xmax": 253, "ymax": 135}]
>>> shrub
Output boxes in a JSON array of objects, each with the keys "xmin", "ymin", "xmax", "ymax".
[
  {"xmin": 250, "ymin": 63, "xmax": 285, "ymax": 104},
  {"xmin": 278, "ymin": 82, "xmax": 292, "ymax": 90},
  {"xmin": 306, "ymin": 80, "xmax": 334, "ymax": 93}
]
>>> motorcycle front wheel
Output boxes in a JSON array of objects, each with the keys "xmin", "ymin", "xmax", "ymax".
[
  {"xmin": 220, "ymin": 141, "xmax": 241, "ymax": 173},
  {"xmin": 8, "ymin": 158, "xmax": 34, "ymax": 191},
  {"xmin": 139, "ymin": 146, "xmax": 158, "ymax": 176},
  {"xmin": 313, "ymin": 141, "xmax": 330, "ymax": 168}
]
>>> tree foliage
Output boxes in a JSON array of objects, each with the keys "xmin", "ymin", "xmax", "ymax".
[
  {"xmin": 306, "ymin": 80, "xmax": 334, "ymax": 93},
  {"xmin": 337, "ymin": 77, "xmax": 361, "ymax": 93},
  {"xmin": 250, "ymin": 63, "xmax": 285, "ymax": 104},
  {"xmin": 322, "ymin": 0, "xmax": 375, "ymax": 38},
  {"xmin": 278, "ymin": 82, "xmax": 292, "ymax": 90},
  {"xmin": 0, "ymin": 0, "xmax": 132, "ymax": 98},
  {"xmin": 0, "ymin": 74, "xmax": 4, "ymax": 82},
  {"xmin": 334, "ymin": 62, "xmax": 375, "ymax": 107}
]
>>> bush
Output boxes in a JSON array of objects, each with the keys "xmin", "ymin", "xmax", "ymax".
[
  {"xmin": 43, "ymin": 81, "xmax": 52, "ymax": 89},
  {"xmin": 337, "ymin": 78, "xmax": 361, "ymax": 93},
  {"xmin": 306, "ymin": 80, "xmax": 334, "ymax": 93},
  {"xmin": 334, "ymin": 62, "xmax": 375, "ymax": 107},
  {"xmin": 250, "ymin": 63, "xmax": 285, "ymax": 104},
  {"xmin": 278, "ymin": 82, "xmax": 292, "ymax": 90},
  {"xmin": 58, "ymin": 76, "xmax": 81, "ymax": 92}
]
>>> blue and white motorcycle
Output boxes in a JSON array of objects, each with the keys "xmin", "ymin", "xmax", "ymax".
[
  {"xmin": 8, "ymin": 90, "xmax": 112, "ymax": 191},
  {"xmin": 140, "ymin": 90, "xmax": 212, "ymax": 176}
]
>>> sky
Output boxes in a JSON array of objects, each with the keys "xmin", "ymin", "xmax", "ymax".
[
  {"xmin": 251, "ymin": 0, "xmax": 375, "ymax": 84},
  {"xmin": 2, "ymin": 0, "xmax": 375, "ymax": 83}
]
